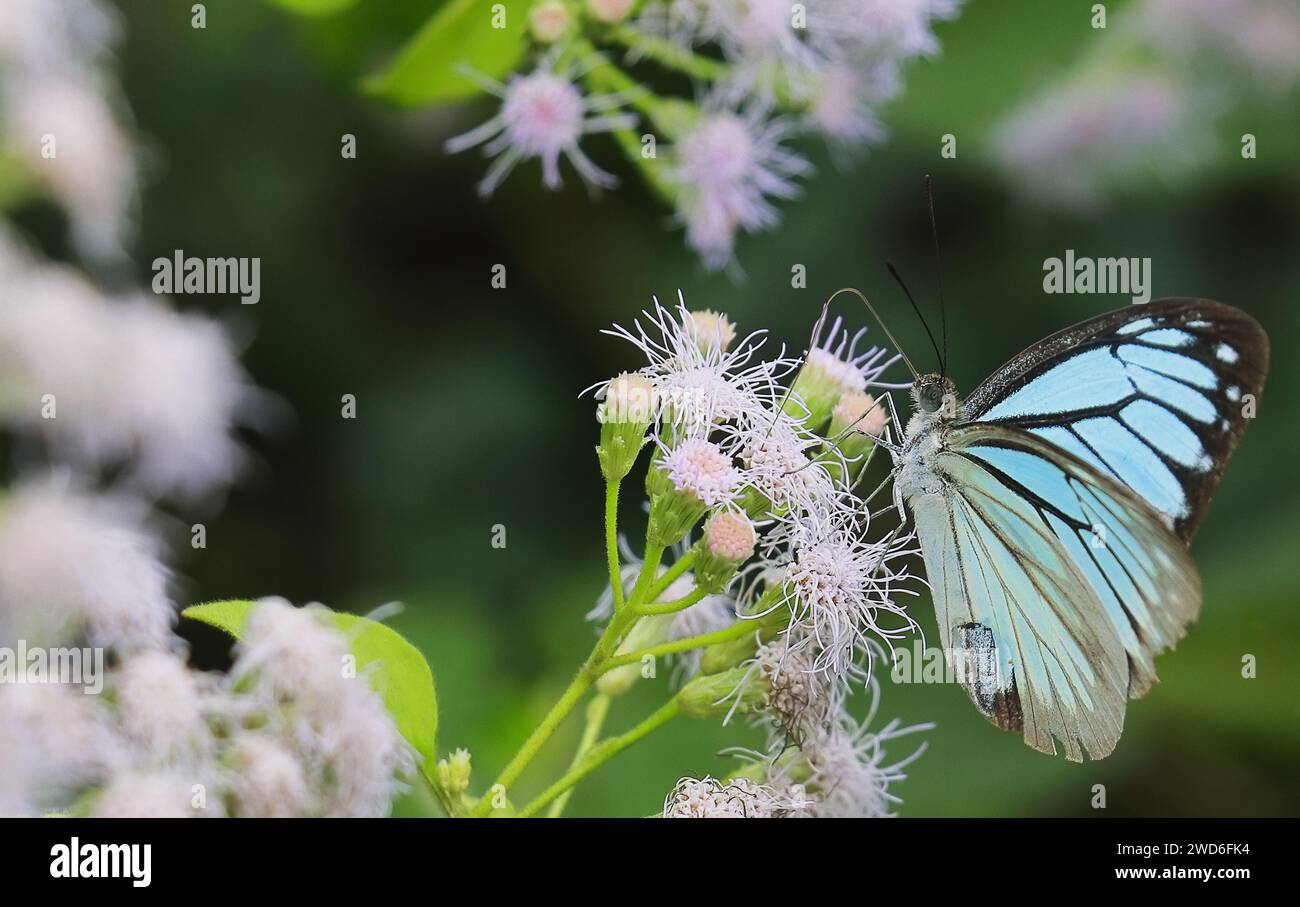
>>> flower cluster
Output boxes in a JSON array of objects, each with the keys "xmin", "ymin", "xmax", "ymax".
[
  {"xmin": 0, "ymin": 0, "xmax": 139, "ymax": 257},
  {"xmin": 992, "ymin": 0, "xmax": 1300, "ymax": 210},
  {"xmin": 445, "ymin": 0, "xmax": 961, "ymax": 271},
  {"xmin": 0, "ymin": 228, "xmax": 256, "ymax": 500},
  {"xmin": 0, "ymin": 597, "xmax": 413, "ymax": 818},
  {"xmin": 589, "ymin": 295, "xmax": 930, "ymax": 817}
]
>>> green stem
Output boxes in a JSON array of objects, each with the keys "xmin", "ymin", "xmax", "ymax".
[
  {"xmin": 607, "ymin": 26, "xmax": 730, "ymax": 82},
  {"xmin": 468, "ymin": 610, "xmax": 636, "ymax": 817},
  {"xmin": 546, "ymin": 694, "xmax": 611, "ymax": 818},
  {"xmin": 627, "ymin": 543, "xmax": 665, "ymax": 609},
  {"xmin": 518, "ymin": 698, "xmax": 682, "ymax": 818},
  {"xmin": 635, "ymin": 586, "xmax": 707, "ymax": 616},
  {"xmin": 606, "ymin": 480, "xmax": 625, "ymax": 611},
  {"xmin": 645, "ymin": 548, "xmax": 696, "ymax": 602},
  {"xmin": 596, "ymin": 619, "xmax": 756, "ymax": 674}
]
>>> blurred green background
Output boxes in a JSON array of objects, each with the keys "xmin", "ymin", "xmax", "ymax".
[{"xmin": 25, "ymin": 0, "xmax": 1296, "ymax": 816}]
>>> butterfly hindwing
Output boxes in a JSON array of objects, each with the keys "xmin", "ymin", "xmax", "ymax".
[
  {"xmin": 950, "ymin": 425, "xmax": 1202, "ymax": 700},
  {"xmin": 914, "ymin": 423, "xmax": 1203, "ymax": 760},
  {"xmin": 960, "ymin": 298, "xmax": 1269, "ymax": 541}
]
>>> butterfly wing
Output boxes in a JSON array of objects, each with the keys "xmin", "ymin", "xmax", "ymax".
[
  {"xmin": 912, "ymin": 423, "xmax": 1201, "ymax": 760},
  {"xmin": 961, "ymin": 298, "xmax": 1269, "ymax": 541}
]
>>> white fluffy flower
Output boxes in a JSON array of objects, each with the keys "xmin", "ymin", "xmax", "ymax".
[
  {"xmin": 662, "ymin": 775, "xmax": 788, "ymax": 818},
  {"xmin": 230, "ymin": 598, "xmax": 413, "ymax": 817},
  {"xmin": 739, "ymin": 413, "xmax": 843, "ymax": 516},
  {"xmin": 101, "ymin": 296, "xmax": 252, "ymax": 499},
  {"xmin": 767, "ymin": 505, "xmax": 920, "ymax": 681},
  {"xmin": 598, "ymin": 295, "xmax": 795, "ymax": 437},
  {"xmin": 0, "ymin": 682, "xmax": 121, "ymax": 814},
  {"xmin": 93, "ymin": 772, "xmax": 201, "ymax": 818},
  {"xmin": 114, "ymin": 651, "xmax": 214, "ymax": 768},
  {"xmin": 670, "ymin": 107, "xmax": 810, "ymax": 271},
  {"xmin": 229, "ymin": 732, "xmax": 314, "ymax": 818},
  {"xmin": 793, "ymin": 712, "xmax": 931, "ymax": 818},
  {"xmin": 3, "ymin": 73, "xmax": 137, "ymax": 256},
  {"xmin": 807, "ymin": 316, "xmax": 907, "ymax": 395},
  {"xmin": 0, "ymin": 479, "xmax": 174, "ymax": 652},
  {"xmin": 0, "ymin": 251, "xmax": 254, "ymax": 499},
  {"xmin": 446, "ymin": 65, "xmax": 636, "ymax": 195},
  {"xmin": 0, "ymin": 0, "xmax": 136, "ymax": 257},
  {"xmin": 658, "ymin": 437, "xmax": 742, "ymax": 506}
]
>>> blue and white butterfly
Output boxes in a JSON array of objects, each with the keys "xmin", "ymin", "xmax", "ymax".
[{"xmin": 888, "ymin": 298, "xmax": 1268, "ymax": 761}]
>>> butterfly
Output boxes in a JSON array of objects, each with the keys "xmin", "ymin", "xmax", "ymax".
[{"xmin": 889, "ymin": 298, "xmax": 1268, "ymax": 761}]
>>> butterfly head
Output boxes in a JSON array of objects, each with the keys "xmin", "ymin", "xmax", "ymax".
[{"xmin": 912, "ymin": 373, "xmax": 959, "ymax": 421}]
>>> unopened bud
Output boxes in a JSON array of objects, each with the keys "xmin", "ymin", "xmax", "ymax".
[
  {"xmin": 694, "ymin": 511, "xmax": 755, "ymax": 592},
  {"xmin": 597, "ymin": 372, "xmax": 654, "ymax": 481},
  {"xmin": 587, "ymin": 0, "xmax": 635, "ymax": 25},
  {"xmin": 436, "ymin": 748, "xmax": 472, "ymax": 796},
  {"xmin": 529, "ymin": 1, "xmax": 572, "ymax": 42},
  {"xmin": 678, "ymin": 666, "xmax": 764, "ymax": 718},
  {"xmin": 682, "ymin": 309, "xmax": 737, "ymax": 354}
]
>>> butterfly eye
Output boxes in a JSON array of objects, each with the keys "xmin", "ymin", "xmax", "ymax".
[{"xmin": 919, "ymin": 382, "xmax": 945, "ymax": 413}]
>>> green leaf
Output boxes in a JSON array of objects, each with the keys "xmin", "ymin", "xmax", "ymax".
[
  {"xmin": 183, "ymin": 600, "xmax": 438, "ymax": 769},
  {"xmin": 269, "ymin": 0, "xmax": 359, "ymax": 15},
  {"xmin": 363, "ymin": 0, "xmax": 530, "ymax": 106}
]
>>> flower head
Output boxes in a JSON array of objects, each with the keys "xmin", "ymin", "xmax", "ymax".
[
  {"xmin": 662, "ymin": 775, "xmax": 789, "ymax": 818},
  {"xmin": 446, "ymin": 65, "xmax": 636, "ymax": 196},
  {"xmin": 793, "ymin": 711, "xmax": 931, "ymax": 817},
  {"xmin": 670, "ymin": 106, "xmax": 810, "ymax": 271},
  {"xmin": 0, "ymin": 479, "xmax": 173, "ymax": 652},
  {"xmin": 768, "ymin": 505, "xmax": 920, "ymax": 681},
  {"xmin": 598, "ymin": 295, "xmax": 795, "ymax": 438},
  {"xmin": 658, "ymin": 438, "xmax": 742, "ymax": 507}
]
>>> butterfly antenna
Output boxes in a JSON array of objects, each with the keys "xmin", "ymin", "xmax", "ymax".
[
  {"xmin": 829, "ymin": 287, "xmax": 921, "ymax": 383},
  {"xmin": 924, "ymin": 174, "xmax": 948, "ymax": 376},
  {"xmin": 885, "ymin": 263, "xmax": 941, "ymax": 375}
]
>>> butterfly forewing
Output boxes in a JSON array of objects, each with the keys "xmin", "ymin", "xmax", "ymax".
[{"xmin": 960, "ymin": 298, "xmax": 1269, "ymax": 541}]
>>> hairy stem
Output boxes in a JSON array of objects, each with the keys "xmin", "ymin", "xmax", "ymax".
[
  {"xmin": 596, "ymin": 618, "xmax": 755, "ymax": 674},
  {"xmin": 607, "ymin": 26, "xmax": 730, "ymax": 82},
  {"xmin": 627, "ymin": 543, "xmax": 665, "ymax": 609},
  {"xmin": 645, "ymin": 547, "xmax": 696, "ymax": 601},
  {"xmin": 635, "ymin": 585, "xmax": 707, "ymax": 616},
  {"xmin": 518, "ymin": 698, "xmax": 683, "ymax": 818},
  {"xmin": 606, "ymin": 480, "xmax": 625, "ymax": 611},
  {"xmin": 546, "ymin": 694, "xmax": 612, "ymax": 818}
]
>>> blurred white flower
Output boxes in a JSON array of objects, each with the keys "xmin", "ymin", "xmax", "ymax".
[
  {"xmin": 229, "ymin": 732, "xmax": 314, "ymax": 818},
  {"xmin": 231, "ymin": 598, "xmax": 413, "ymax": 817},
  {"xmin": 0, "ymin": 478, "xmax": 174, "ymax": 652},
  {"xmin": 93, "ymin": 771, "xmax": 200, "ymax": 818},
  {"xmin": 670, "ymin": 106, "xmax": 810, "ymax": 271},
  {"xmin": 1140, "ymin": 0, "xmax": 1300, "ymax": 89},
  {"xmin": 0, "ymin": 0, "xmax": 137, "ymax": 257},
  {"xmin": 0, "ymin": 681, "xmax": 121, "ymax": 815},
  {"xmin": 115, "ymin": 651, "xmax": 214, "ymax": 769},
  {"xmin": 103, "ymin": 296, "xmax": 252, "ymax": 499},
  {"xmin": 992, "ymin": 73, "xmax": 1197, "ymax": 211},
  {"xmin": 446, "ymin": 65, "xmax": 636, "ymax": 195},
  {"xmin": 0, "ymin": 248, "xmax": 254, "ymax": 500},
  {"xmin": 3, "ymin": 73, "xmax": 137, "ymax": 257}
]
